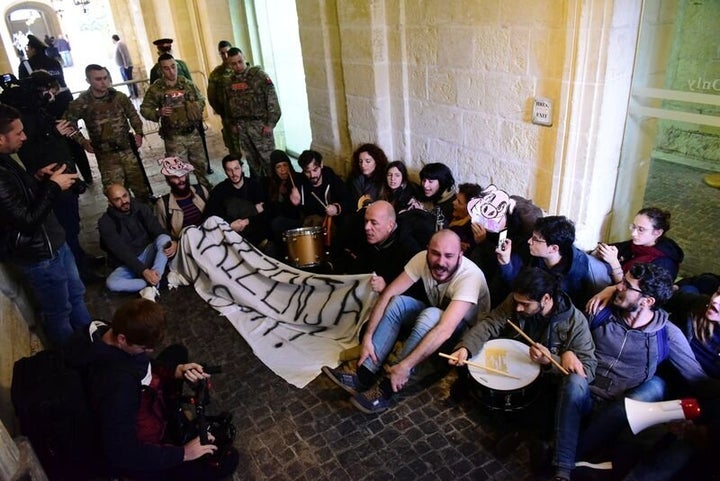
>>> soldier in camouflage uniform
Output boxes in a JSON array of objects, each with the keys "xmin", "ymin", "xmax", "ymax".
[
  {"xmin": 149, "ymin": 38, "xmax": 192, "ymax": 84},
  {"xmin": 207, "ymin": 40, "xmax": 239, "ymax": 157},
  {"xmin": 140, "ymin": 54, "xmax": 210, "ymax": 190},
  {"xmin": 64, "ymin": 64, "xmax": 149, "ymax": 201},
  {"xmin": 221, "ymin": 47, "xmax": 281, "ymax": 178}
]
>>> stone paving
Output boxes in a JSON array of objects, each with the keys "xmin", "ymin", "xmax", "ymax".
[
  {"xmin": 78, "ymin": 127, "xmax": 538, "ymax": 481},
  {"xmin": 644, "ymin": 159, "xmax": 720, "ymax": 278},
  {"xmin": 76, "ymin": 125, "xmax": 718, "ymax": 481}
]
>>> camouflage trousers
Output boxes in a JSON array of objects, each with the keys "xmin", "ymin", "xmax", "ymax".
[
  {"xmin": 96, "ymin": 149, "xmax": 150, "ymax": 202},
  {"xmin": 164, "ymin": 132, "xmax": 212, "ymax": 190},
  {"xmin": 236, "ymin": 119, "xmax": 274, "ymax": 178},
  {"xmin": 221, "ymin": 117, "xmax": 242, "ymax": 158}
]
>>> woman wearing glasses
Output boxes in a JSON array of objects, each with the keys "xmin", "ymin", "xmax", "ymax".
[{"xmin": 593, "ymin": 207, "xmax": 684, "ymax": 284}]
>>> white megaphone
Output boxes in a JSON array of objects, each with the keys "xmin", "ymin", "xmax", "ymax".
[{"xmin": 625, "ymin": 397, "xmax": 701, "ymax": 434}]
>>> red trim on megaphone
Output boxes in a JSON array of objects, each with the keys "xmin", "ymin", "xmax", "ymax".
[{"xmin": 680, "ymin": 398, "xmax": 701, "ymax": 420}]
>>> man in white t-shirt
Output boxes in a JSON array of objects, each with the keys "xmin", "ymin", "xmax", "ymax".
[{"xmin": 323, "ymin": 229, "xmax": 490, "ymax": 413}]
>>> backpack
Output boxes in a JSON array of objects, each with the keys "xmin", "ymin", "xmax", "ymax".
[{"xmin": 11, "ymin": 349, "xmax": 103, "ymax": 481}]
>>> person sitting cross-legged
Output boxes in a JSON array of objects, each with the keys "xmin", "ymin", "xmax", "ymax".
[
  {"xmin": 323, "ymin": 229, "xmax": 490, "ymax": 414},
  {"xmin": 154, "ymin": 156, "xmax": 208, "ymax": 241},
  {"xmin": 99, "ymin": 184, "xmax": 176, "ymax": 301}
]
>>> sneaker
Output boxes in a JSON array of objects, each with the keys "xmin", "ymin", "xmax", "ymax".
[
  {"xmin": 139, "ymin": 286, "xmax": 159, "ymax": 302},
  {"xmin": 167, "ymin": 270, "xmax": 189, "ymax": 289},
  {"xmin": 321, "ymin": 364, "xmax": 365, "ymax": 395},
  {"xmin": 350, "ymin": 385, "xmax": 393, "ymax": 414}
]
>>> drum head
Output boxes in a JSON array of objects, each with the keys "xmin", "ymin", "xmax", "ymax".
[{"xmin": 469, "ymin": 338, "xmax": 540, "ymax": 391}]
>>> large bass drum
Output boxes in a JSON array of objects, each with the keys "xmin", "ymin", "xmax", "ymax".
[
  {"xmin": 282, "ymin": 227, "xmax": 326, "ymax": 268},
  {"xmin": 468, "ymin": 338, "xmax": 541, "ymax": 412}
]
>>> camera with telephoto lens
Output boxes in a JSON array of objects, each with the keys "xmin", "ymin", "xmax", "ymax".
[{"xmin": 172, "ymin": 365, "xmax": 238, "ymax": 474}]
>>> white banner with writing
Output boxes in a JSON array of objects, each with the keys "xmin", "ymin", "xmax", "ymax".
[{"xmin": 173, "ymin": 217, "xmax": 374, "ymax": 387}]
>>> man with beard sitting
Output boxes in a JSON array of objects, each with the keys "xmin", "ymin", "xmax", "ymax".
[
  {"xmin": 323, "ymin": 229, "xmax": 490, "ymax": 413},
  {"xmin": 204, "ymin": 154, "xmax": 269, "ymax": 249},
  {"xmin": 154, "ymin": 156, "xmax": 208, "ymax": 240}
]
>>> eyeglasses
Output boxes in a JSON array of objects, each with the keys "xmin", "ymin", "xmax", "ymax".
[
  {"xmin": 629, "ymin": 224, "xmax": 652, "ymax": 234},
  {"xmin": 620, "ymin": 278, "xmax": 645, "ymax": 295},
  {"xmin": 529, "ymin": 235, "xmax": 546, "ymax": 244}
]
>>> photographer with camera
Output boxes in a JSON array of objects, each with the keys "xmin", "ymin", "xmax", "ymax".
[
  {"xmin": 0, "ymin": 102, "xmax": 90, "ymax": 346},
  {"xmin": 65, "ymin": 299, "xmax": 239, "ymax": 480},
  {"xmin": 0, "ymin": 70, "xmax": 101, "ymax": 282}
]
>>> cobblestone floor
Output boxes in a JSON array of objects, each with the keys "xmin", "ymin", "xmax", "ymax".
[
  {"xmin": 78, "ymin": 128, "xmax": 537, "ymax": 481},
  {"xmin": 644, "ymin": 159, "xmax": 720, "ymax": 278},
  {"xmin": 74, "ymin": 125, "xmax": 720, "ymax": 481}
]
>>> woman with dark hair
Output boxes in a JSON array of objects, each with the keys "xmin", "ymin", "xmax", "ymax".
[
  {"xmin": 594, "ymin": 206, "xmax": 684, "ymax": 282},
  {"xmin": 407, "ymin": 162, "xmax": 457, "ymax": 227},
  {"xmin": 263, "ymin": 149, "xmax": 302, "ymax": 221},
  {"xmin": 379, "ymin": 160, "xmax": 420, "ymax": 213},
  {"xmin": 347, "ymin": 143, "xmax": 388, "ymax": 210},
  {"xmin": 448, "ymin": 183, "xmax": 483, "ymax": 253},
  {"xmin": 667, "ymin": 287, "xmax": 720, "ymax": 378}
]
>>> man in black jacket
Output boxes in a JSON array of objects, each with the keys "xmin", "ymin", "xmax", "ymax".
[
  {"xmin": 0, "ymin": 103, "xmax": 89, "ymax": 345},
  {"xmin": 99, "ymin": 184, "xmax": 175, "ymax": 301},
  {"xmin": 66, "ymin": 299, "xmax": 238, "ymax": 480}
]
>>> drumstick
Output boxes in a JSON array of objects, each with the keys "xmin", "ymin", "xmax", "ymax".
[
  {"xmin": 439, "ymin": 353, "xmax": 521, "ymax": 380},
  {"xmin": 505, "ymin": 319, "xmax": 570, "ymax": 375},
  {"xmin": 311, "ymin": 192, "xmax": 327, "ymax": 209}
]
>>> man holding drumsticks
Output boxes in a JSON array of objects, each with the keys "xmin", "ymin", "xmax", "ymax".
[
  {"xmin": 448, "ymin": 267, "xmax": 596, "ymax": 466},
  {"xmin": 323, "ymin": 229, "xmax": 490, "ymax": 413}
]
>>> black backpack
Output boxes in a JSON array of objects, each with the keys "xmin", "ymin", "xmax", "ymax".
[{"xmin": 11, "ymin": 349, "xmax": 104, "ymax": 481}]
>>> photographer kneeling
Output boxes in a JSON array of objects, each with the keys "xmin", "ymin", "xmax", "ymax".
[{"xmin": 65, "ymin": 299, "xmax": 239, "ymax": 480}]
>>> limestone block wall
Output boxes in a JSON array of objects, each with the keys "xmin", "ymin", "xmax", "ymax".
[{"xmin": 296, "ymin": 0, "xmax": 640, "ymax": 248}]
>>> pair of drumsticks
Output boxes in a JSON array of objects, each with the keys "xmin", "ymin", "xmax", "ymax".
[{"xmin": 441, "ymin": 319, "xmax": 570, "ymax": 377}]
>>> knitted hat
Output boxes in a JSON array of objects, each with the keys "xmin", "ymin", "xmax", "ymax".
[
  {"xmin": 158, "ymin": 156, "xmax": 194, "ymax": 177},
  {"xmin": 270, "ymin": 150, "xmax": 291, "ymax": 167}
]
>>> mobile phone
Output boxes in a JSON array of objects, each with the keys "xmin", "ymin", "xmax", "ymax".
[{"xmin": 497, "ymin": 229, "xmax": 508, "ymax": 251}]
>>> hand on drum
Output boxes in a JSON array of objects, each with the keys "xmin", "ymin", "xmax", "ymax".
[
  {"xmin": 560, "ymin": 351, "xmax": 586, "ymax": 377},
  {"xmin": 386, "ymin": 363, "xmax": 411, "ymax": 392},
  {"xmin": 528, "ymin": 343, "xmax": 552, "ymax": 366},
  {"xmin": 446, "ymin": 347, "xmax": 469, "ymax": 366}
]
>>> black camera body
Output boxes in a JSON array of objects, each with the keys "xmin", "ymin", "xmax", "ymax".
[{"xmin": 172, "ymin": 370, "xmax": 238, "ymax": 473}]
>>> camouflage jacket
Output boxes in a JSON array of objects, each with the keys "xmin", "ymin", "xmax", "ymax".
[
  {"xmin": 207, "ymin": 63, "xmax": 233, "ymax": 116},
  {"xmin": 140, "ymin": 76, "xmax": 205, "ymax": 135},
  {"xmin": 150, "ymin": 58, "xmax": 192, "ymax": 84},
  {"xmin": 63, "ymin": 88, "xmax": 143, "ymax": 152},
  {"xmin": 222, "ymin": 66, "xmax": 281, "ymax": 127}
]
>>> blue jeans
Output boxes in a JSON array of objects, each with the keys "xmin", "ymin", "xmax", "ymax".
[
  {"xmin": 106, "ymin": 235, "xmax": 171, "ymax": 292},
  {"xmin": 361, "ymin": 295, "xmax": 457, "ymax": 374},
  {"xmin": 14, "ymin": 243, "xmax": 90, "ymax": 345},
  {"xmin": 553, "ymin": 375, "xmax": 667, "ymax": 471}
]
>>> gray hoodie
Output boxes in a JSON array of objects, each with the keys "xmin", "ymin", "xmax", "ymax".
[{"xmin": 590, "ymin": 307, "xmax": 707, "ymax": 400}]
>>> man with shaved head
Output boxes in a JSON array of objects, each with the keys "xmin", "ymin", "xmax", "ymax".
[
  {"xmin": 324, "ymin": 229, "xmax": 491, "ymax": 413},
  {"xmin": 346, "ymin": 200, "xmax": 421, "ymax": 293},
  {"xmin": 99, "ymin": 184, "xmax": 175, "ymax": 301}
]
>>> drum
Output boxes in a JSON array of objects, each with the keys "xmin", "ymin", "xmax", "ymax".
[
  {"xmin": 282, "ymin": 227, "xmax": 326, "ymax": 267},
  {"xmin": 468, "ymin": 338, "xmax": 541, "ymax": 412}
]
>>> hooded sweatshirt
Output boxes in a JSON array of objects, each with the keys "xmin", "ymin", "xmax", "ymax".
[{"xmin": 589, "ymin": 306, "xmax": 707, "ymax": 400}]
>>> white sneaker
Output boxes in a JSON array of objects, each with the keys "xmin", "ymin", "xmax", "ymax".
[
  {"xmin": 139, "ymin": 286, "xmax": 159, "ymax": 302},
  {"xmin": 167, "ymin": 270, "xmax": 189, "ymax": 289}
]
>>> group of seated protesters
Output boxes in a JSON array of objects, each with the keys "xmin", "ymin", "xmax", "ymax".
[{"xmin": 10, "ymin": 108, "xmax": 720, "ymax": 481}]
